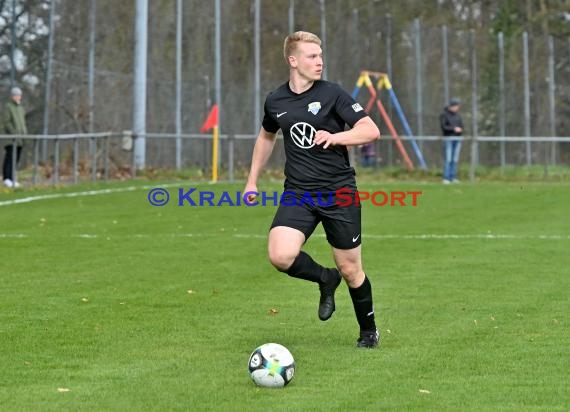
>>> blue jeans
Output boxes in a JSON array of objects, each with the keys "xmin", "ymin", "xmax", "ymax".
[
  {"xmin": 443, "ymin": 139, "xmax": 461, "ymax": 181},
  {"xmin": 360, "ymin": 155, "xmax": 375, "ymax": 167}
]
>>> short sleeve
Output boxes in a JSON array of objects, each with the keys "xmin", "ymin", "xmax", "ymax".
[
  {"xmin": 334, "ymin": 85, "xmax": 368, "ymax": 127},
  {"xmin": 261, "ymin": 98, "xmax": 279, "ymax": 133}
]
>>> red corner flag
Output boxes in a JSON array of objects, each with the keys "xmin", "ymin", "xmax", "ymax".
[{"xmin": 200, "ymin": 105, "xmax": 219, "ymax": 133}]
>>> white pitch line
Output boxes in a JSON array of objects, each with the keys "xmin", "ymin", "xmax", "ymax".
[
  {"xmin": 24, "ymin": 233, "xmax": 569, "ymax": 241},
  {"xmin": 0, "ymin": 182, "xmax": 187, "ymax": 207},
  {"xmin": 363, "ymin": 233, "xmax": 567, "ymax": 240},
  {"xmin": 238, "ymin": 233, "xmax": 570, "ymax": 240}
]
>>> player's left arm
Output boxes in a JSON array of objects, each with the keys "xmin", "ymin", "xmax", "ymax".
[{"xmin": 314, "ymin": 116, "xmax": 380, "ymax": 149}]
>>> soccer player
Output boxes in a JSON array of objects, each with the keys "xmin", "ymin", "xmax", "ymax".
[{"xmin": 244, "ymin": 31, "xmax": 380, "ymax": 348}]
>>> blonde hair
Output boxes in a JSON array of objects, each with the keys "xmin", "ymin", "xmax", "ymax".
[{"xmin": 283, "ymin": 31, "xmax": 322, "ymax": 63}]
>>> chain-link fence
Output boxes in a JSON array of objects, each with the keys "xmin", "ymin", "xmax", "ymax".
[
  {"xmin": 4, "ymin": 0, "xmax": 570, "ymax": 183},
  {"xmin": 4, "ymin": 133, "xmax": 570, "ymax": 187}
]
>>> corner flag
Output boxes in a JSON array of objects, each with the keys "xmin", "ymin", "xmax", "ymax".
[
  {"xmin": 200, "ymin": 105, "xmax": 220, "ymax": 182},
  {"xmin": 200, "ymin": 105, "xmax": 219, "ymax": 132}
]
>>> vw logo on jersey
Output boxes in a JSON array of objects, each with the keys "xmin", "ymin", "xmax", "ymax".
[
  {"xmin": 308, "ymin": 101, "xmax": 321, "ymax": 115},
  {"xmin": 290, "ymin": 122, "xmax": 316, "ymax": 149}
]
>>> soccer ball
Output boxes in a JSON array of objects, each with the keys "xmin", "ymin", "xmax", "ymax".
[{"xmin": 248, "ymin": 343, "xmax": 295, "ymax": 388}]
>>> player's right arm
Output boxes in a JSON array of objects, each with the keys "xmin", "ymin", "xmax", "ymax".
[{"xmin": 244, "ymin": 127, "xmax": 277, "ymax": 203}]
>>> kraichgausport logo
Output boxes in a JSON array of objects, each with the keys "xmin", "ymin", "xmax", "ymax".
[{"xmin": 147, "ymin": 188, "xmax": 422, "ymax": 207}]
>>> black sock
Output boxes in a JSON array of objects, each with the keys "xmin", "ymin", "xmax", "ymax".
[
  {"xmin": 349, "ymin": 276, "xmax": 376, "ymax": 332},
  {"xmin": 281, "ymin": 251, "xmax": 328, "ymax": 284}
]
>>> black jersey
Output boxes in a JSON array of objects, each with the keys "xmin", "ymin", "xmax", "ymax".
[{"xmin": 262, "ymin": 80, "xmax": 368, "ymax": 192}]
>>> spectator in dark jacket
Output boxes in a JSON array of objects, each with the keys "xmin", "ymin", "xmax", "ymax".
[{"xmin": 439, "ymin": 98, "xmax": 463, "ymax": 184}]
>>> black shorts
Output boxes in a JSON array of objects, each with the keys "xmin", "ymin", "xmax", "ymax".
[{"xmin": 270, "ymin": 191, "xmax": 361, "ymax": 250}]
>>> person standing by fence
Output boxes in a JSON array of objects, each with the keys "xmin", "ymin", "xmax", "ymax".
[
  {"xmin": 360, "ymin": 143, "xmax": 376, "ymax": 167},
  {"xmin": 2, "ymin": 87, "xmax": 27, "ymax": 188},
  {"xmin": 440, "ymin": 98, "xmax": 463, "ymax": 184}
]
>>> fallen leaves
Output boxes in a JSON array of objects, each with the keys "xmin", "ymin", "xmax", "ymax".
[
  {"xmin": 57, "ymin": 387, "xmax": 71, "ymax": 393},
  {"xmin": 268, "ymin": 308, "xmax": 279, "ymax": 315},
  {"xmin": 419, "ymin": 389, "xmax": 431, "ymax": 394}
]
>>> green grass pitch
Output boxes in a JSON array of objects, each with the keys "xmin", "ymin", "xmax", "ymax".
[{"xmin": 0, "ymin": 180, "xmax": 568, "ymax": 411}]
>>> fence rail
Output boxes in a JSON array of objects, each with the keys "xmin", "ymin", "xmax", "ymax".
[{"xmin": 1, "ymin": 132, "xmax": 569, "ymax": 186}]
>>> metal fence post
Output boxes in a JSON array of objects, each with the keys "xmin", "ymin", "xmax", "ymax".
[
  {"xmin": 11, "ymin": 138, "xmax": 16, "ymax": 185},
  {"xmin": 414, "ymin": 18, "xmax": 424, "ymax": 144},
  {"xmin": 73, "ymin": 138, "xmax": 78, "ymax": 184},
  {"xmin": 288, "ymin": 0, "xmax": 294, "ymax": 34},
  {"xmin": 133, "ymin": 0, "xmax": 148, "ymax": 169},
  {"xmin": 88, "ymin": 0, "xmax": 96, "ymax": 170},
  {"xmin": 498, "ymin": 31, "xmax": 506, "ymax": 170},
  {"xmin": 469, "ymin": 30, "xmax": 478, "ymax": 182},
  {"xmin": 228, "ymin": 133, "xmax": 235, "ymax": 183},
  {"xmin": 214, "ymin": 0, "xmax": 222, "ymax": 175},
  {"xmin": 91, "ymin": 137, "xmax": 97, "ymax": 181},
  {"xmin": 10, "ymin": 0, "xmax": 16, "ymax": 86},
  {"xmin": 441, "ymin": 24, "xmax": 449, "ymax": 175},
  {"xmin": 547, "ymin": 35, "xmax": 556, "ymax": 167},
  {"xmin": 442, "ymin": 25, "xmax": 449, "ymax": 105},
  {"xmin": 523, "ymin": 31, "xmax": 531, "ymax": 166},
  {"xmin": 53, "ymin": 137, "xmax": 59, "ymax": 185},
  {"xmin": 33, "ymin": 137, "xmax": 39, "ymax": 185},
  {"xmin": 319, "ymin": 0, "xmax": 327, "ymax": 80},
  {"xmin": 350, "ymin": 9, "xmax": 362, "ymax": 169},
  {"xmin": 253, "ymin": 0, "xmax": 261, "ymax": 133},
  {"xmin": 385, "ymin": 13, "xmax": 393, "ymax": 168},
  {"xmin": 131, "ymin": 134, "xmax": 137, "ymax": 178},
  {"xmin": 175, "ymin": 0, "xmax": 183, "ymax": 170},
  {"xmin": 42, "ymin": 0, "xmax": 55, "ymax": 163},
  {"xmin": 104, "ymin": 135, "xmax": 109, "ymax": 181}
]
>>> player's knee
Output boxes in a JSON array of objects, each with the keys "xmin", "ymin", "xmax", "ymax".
[
  {"xmin": 337, "ymin": 261, "xmax": 362, "ymax": 284},
  {"xmin": 268, "ymin": 249, "xmax": 296, "ymax": 272}
]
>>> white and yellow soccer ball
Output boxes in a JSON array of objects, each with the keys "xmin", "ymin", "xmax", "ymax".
[{"xmin": 248, "ymin": 343, "xmax": 295, "ymax": 388}]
